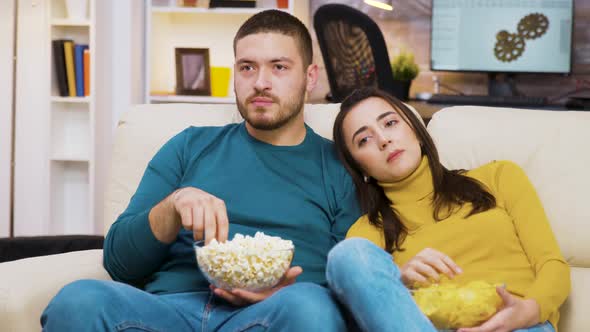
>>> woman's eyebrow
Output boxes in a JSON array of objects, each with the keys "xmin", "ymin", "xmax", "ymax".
[
  {"xmin": 376, "ymin": 111, "xmax": 396, "ymax": 121},
  {"xmin": 350, "ymin": 111, "xmax": 397, "ymax": 143},
  {"xmin": 351, "ymin": 126, "xmax": 368, "ymax": 143}
]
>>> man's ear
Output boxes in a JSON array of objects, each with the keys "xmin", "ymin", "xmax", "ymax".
[{"xmin": 305, "ymin": 64, "xmax": 319, "ymax": 93}]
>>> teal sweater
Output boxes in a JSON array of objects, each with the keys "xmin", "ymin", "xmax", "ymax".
[{"xmin": 104, "ymin": 122, "xmax": 361, "ymax": 294}]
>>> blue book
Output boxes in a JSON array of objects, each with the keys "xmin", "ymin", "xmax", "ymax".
[{"xmin": 74, "ymin": 44, "xmax": 88, "ymax": 97}]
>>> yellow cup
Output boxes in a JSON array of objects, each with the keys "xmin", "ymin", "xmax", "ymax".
[{"xmin": 210, "ymin": 67, "xmax": 231, "ymax": 97}]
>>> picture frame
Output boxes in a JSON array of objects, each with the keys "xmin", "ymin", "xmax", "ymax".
[{"xmin": 175, "ymin": 48, "xmax": 211, "ymax": 96}]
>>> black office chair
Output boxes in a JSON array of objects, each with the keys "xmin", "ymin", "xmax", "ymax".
[{"xmin": 314, "ymin": 4, "xmax": 400, "ymax": 102}]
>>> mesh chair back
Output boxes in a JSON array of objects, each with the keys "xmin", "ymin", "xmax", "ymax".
[{"xmin": 314, "ymin": 4, "xmax": 395, "ymax": 102}]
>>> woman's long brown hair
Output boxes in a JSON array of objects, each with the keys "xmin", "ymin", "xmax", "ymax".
[{"xmin": 333, "ymin": 88, "xmax": 496, "ymax": 253}]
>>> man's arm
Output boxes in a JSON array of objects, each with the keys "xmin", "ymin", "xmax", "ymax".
[
  {"xmin": 104, "ymin": 128, "xmax": 230, "ymax": 284},
  {"xmin": 331, "ymin": 168, "xmax": 363, "ymax": 242},
  {"xmin": 148, "ymin": 190, "xmax": 181, "ymax": 244},
  {"xmin": 103, "ymin": 130, "xmax": 188, "ymax": 284}
]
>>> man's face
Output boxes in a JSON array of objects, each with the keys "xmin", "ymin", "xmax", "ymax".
[{"xmin": 234, "ymin": 33, "xmax": 310, "ymax": 131}]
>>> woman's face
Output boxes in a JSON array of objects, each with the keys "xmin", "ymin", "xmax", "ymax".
[{"xmin": 342, "ymin": 97, "xmax": 422, "ymax": 183}]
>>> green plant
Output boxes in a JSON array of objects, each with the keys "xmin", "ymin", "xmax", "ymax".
[{"xmin": 391, "ymin": 51, "xmax": 420, "ymax": 81}]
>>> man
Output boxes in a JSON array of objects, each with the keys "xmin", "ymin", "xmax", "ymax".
[{"xmin": 41, "ymin": 10, "xmax": 361, "ymax": 332}]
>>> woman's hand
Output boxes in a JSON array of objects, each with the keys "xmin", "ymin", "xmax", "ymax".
[
  {"xmin": 457, "ymin": 287, "xmax": 540, "ymax": 332},
  {"xmin": 211, "ymin": 266, "xmax": 303, "ymax": 306},
  {"xmin": 400, "ymin": 248, "xmax": 462, "ymax": 287}
]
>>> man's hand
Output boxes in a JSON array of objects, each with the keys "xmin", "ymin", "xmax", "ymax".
[
  {"xmin": 457, "ymin": 287, "xmax": 540, "ymax": 332},
  {"xmin": 172, "ymin": 187, "xmax": 229, "ymax": 244},
  {"xmin": 400, "ymin": 248, "xmax": 462, "ymax": 287},
  {"xmin": 211, "ymin": 266, "xmax": 303, "ymax": 306}
]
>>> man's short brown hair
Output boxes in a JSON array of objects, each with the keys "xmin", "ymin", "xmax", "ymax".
[{"xmin": 233, "ymin": 10, "xmax": 313, "ymax": 68}]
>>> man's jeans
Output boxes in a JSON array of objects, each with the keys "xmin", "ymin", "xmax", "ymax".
[
  {"xmin": 41, "ymin": 280, "xmax": 346, "ymax": 331},
  {"xmin": 325, "ymin": 238, "xmax": 556, "ymax": 332}
]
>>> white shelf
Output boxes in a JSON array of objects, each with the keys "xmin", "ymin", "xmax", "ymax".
[
  {"xmin": 51, "ymin": 155, "xmax": 90, "ymax": 162},
  {"xmin": 51, "ymin": 19, "xmax": 91, "ymax": 26},
  {"xmin": 151, "ymin": 7, "xmax": 282, "ymax": 14},
  {"xmin": 50, "ymin": 161, "xmax": 92, "ymax": 234},
  {"xmin": 46, "ymin": 0, "xmax": 96, "ymax": 236},
  {"xmin": 150, "ymin": 95, "xmax": 235, "ymax": 104},
  {"xmin": 51, "ymin": 96, "xmax": 91, "ymax": 103}
]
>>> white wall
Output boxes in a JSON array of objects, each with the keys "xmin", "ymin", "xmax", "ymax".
[
  {"xmin": 13, "ymin": 0, "xmax": 51, "ymax": 236},
  {"xmin": 0, "ymin": 0, "xmax": 15, "ymax": 237},
  {"xmin": 110, "ymin": 0, "xmax": 145, "ymax": 129},
  {"xmin": 95, "ymin": 0, "xmax": 145, "ymax": 231}
]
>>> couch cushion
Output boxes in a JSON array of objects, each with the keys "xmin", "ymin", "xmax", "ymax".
[
  {"xmin": 558, "ymin": 267, "xmax": 590, "ymax": 331},
  {"xmin": 427, "ymin": 106, "xmax": 590, "ymax": 269}
]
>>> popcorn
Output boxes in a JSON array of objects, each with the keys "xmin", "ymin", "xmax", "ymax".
[{"xmin": 195, "ymin": 232, "xmax": 294, "ymax": 291}]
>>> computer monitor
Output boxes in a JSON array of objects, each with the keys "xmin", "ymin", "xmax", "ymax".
[{"xmin": 430, "ymin": 0, "xmax": 574, "ymax": 97}]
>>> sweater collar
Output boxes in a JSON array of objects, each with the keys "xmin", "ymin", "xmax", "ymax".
[{"xmin": 378, "ymin": 156, "xmax": 433, "ymax": 204}]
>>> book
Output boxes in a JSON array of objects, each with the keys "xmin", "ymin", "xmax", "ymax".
[
  {"xmin": 63, "ymin": 41, "xmax": 77, "ymax": 97},
  {"xmin": 209, "ymin": 0, "xmax": 255, "ymax": 8},
  {"xmin": 52, "ymin": 39, "xmax": 70, "ymax": 96},
  {"xmin": 83, "ymin": 49, "xmax": 90, "ymax": 96},
  {"xmin": 74, "ymin": 44, "xmax": 88, "ymax": 97}
]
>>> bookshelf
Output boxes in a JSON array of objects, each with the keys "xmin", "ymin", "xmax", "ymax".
[
  {"xmin": 48, "ymin": 0, "xmax": 96, "ymax": 235},
  {"xmin": 144, "ymin": 0, "xmax": 299, "ymax": 104}
]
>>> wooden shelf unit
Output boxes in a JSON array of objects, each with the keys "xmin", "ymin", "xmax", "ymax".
[{"xmin": 144, "ymin": 0, "xmax": 295, "ymax": 104}]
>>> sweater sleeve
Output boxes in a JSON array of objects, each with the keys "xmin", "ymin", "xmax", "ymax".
[
  {"xmin": 103, "ymin": 129, "xmax": 188, "ymax": 284},
  {"xmin": 497, "ymin": 161, "xmax": 570, "ymax": 323},
  {"xmin": 330, "ymin": 170, "xmax": 362, "ymax": 243},
  {"xmin": 346, "ymin": 215, "xmax": 385, "ymax": 248}
]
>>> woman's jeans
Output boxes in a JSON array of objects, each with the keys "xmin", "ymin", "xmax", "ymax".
[
  {"xmin": 326, "ymin": 237, "xmax": 437, "ymax": 332},
  {"xmin": 41, "ymin": 280, "xmax": 346, "ymax": 332},
  {"xmin": 325, "ymin": 237, "xmax": 556, "ymax": 332}
]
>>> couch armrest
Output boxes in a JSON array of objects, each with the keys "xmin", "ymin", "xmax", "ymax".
[{"xmin": 0, "ymin": 249, "xmax": 111, "ymax": 332}]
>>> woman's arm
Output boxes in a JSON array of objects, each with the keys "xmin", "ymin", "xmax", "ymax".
[{"xmin": 497, "ymin": 161, "xmax": 571, "ymax": 324}]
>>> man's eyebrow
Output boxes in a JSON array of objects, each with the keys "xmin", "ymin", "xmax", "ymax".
[
  {"xmin": 235, "ymin": 57, "xmax": 294, "ymax": 64},
  {"xmin": 350, "ymin": 111, "xmax": 397, "ymax": 143},
  {"xmin": 235, "ymin": 58, "xmax": 253, "ymax": 64},
  {"xmin": 270, "ymin": 57, "xmax": 294, "ymax": 63}
]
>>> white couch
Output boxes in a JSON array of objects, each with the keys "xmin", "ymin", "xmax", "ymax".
[{"xmin": 0, "ymin": 103, "xmax": 588, "ymax": 331}]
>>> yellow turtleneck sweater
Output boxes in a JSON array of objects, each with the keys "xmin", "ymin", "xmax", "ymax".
[{"xmin": 346, "ymin": 157, "xmax": 570, "ymax": 329}]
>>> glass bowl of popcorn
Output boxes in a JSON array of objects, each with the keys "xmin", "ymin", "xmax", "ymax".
[
  {"xmin": 412, "ymin": 280, "xmax": 505, "ymax": 330},
  {"xmin": 194, "ymin": 232, "xmax": 295, "ymax": 292}
]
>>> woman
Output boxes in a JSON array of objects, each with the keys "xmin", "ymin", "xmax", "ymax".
[{"xmin": 326, "ymin": 87, "xmax": 570, "ymax": 332}]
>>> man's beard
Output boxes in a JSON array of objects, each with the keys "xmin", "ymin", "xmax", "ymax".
[{"xmin": 237, "ymin": 84, "xmax": 306, "ymax": 131}]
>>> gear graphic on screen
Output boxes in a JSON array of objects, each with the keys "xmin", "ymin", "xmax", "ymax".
[
  {"xmin": 494, "ymin": 30, "xmax": 526, "ymax": 62},
  {"xmin": 517, "ymin": 13, "xmax": 549, "ymax": 39}
]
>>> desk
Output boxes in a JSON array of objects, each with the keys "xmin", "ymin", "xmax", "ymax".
[
  {"xmin": 408, "ymin": 100, "xmax": 577, "ymax": 125},
  {"xmin": 407, "ymin": 101, "xmax": 445, "ymax": 123}
]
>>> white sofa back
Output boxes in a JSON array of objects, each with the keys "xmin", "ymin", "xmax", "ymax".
[
  {"xmin": 427, "ymin": 106, "xmax": 590, "ymax": 331},
  {"xmin": 105, "ymin": 103, "xmax": 588, "ymax": 331}
]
